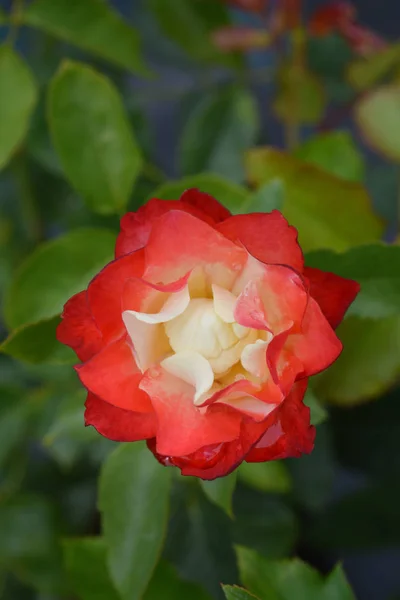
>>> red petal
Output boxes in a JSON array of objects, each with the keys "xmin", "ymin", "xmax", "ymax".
[
  {"xmin": 144, "ymin": 210, "xmax": 247, "ymax": 287},
  {"xmin": 85, "ymin": 393, "xmax": 156, "ymax": 442},
  {"xmin": 76, "ymin": 336, "xmax": 153, "ymax": 413},
  {"xmin": 87, "ymin": 250, "xmax": 145, "ymax": 343},
  {"xmin": 179, "ymin": 189, "xmax": 231, "ymax": 222},
  {"xmin": 286, "ymin": 298, "xmax": 343, "ymax": 377},
  {"xmin": 246, "ymin": 379, "xmax": 315, "ymax": 462},
  {"xmin": 57, "ymin": 291, "xmax": 103, "ymax": 361},
  {"xmin": 140, "ymin": 367, "xmax": 241, "ymax": 456},
  {"xmin": 309, "ymin": 2, "xmax": 355, "ymax": 35},
  {"xmin": 304, "ymin": 266, "xmax": 360, "ymax": 329},
  {"xmin": 217, "ymin": 211, "xmax": 304, "ymax": 271},
  {"xmin": 115, "ymin": 198, "xmax": 216, "ymax": 258}
]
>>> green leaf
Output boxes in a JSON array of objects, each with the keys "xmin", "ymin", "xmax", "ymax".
[
  {"xmin": 237, "ymin": 461, "xmax": 291, "ymax": 494},
  {"xmin": 148, "ymin": 0, "xmax": 238, "ymax": 67},
  {"xmin": 1, "ymin": 316, "xmax": 74, "ymax": 364},
  {"xmin": 303, "ymin": 388, "xmax": 328, "ymax": 426},
  {"xmin": 347, "ymin": 42, "xmax": 400, "ymax": 91},
  {"xmin": 144, "ymin": 560, "xmax": 212, "ymax": 600},
  {"xmin": 23, "ymin": 0, "xmax": 149, "ymax": 75},
  {"xmin": 233, "ymin": 487, "xmax": 297, "ymax": 558},
  {"xmin": 294, "ymin": 131, "xmax": 364, "ymax": 183},
  {"xmin": 223, "ymin": 585, "xmax": 259, "ymax": 600},
  {"xmin": 0, "ymin": 47, "xmax": 38, "ymax": 169},
  {"xmin": 307, "ymin": 34, "xmax": 353, "ymax": 79},
  {"xmin": 355, "ymin": 84, "xmax": 400, "ymax": 162},
  {"xmin": 237, "ymin": 180, "xmax": 284, "ymax": 215},
  {"xmin": 0, "ymin": 9, "xmax": 7, "ymax": 24},
  {"xmin": 306, "ymin": 244, "xmax": 400, "ymax": 320},
  {"xmin": 245, "ymin": 147, "xmax": 384, "ymax": 252},
  {"xmin": 99, "ymin": 443, "xmax": 171, "ymax": 600},
  {"xmin": 200, "ymin": 472, "xmax": 237, "ymax": 517},
  {"xmin": 0, "ymin": 387, "xmax": 32, "ymax": 469},
  {"xmin": 179, "ymin": 88, "xmax": 259, "ymax": 183},
  {"xmin": 315, "ymin": 316, "xmax": 400, "ymax": 405},
  {"xmin": 149, "ymin": 173, "xmax": 248, "ymax": 212},
  {"xmin": 4, "ymin": 227, "xmax": 115, "ymax": 330},
  {"xmin": 165, "ymin": 486, "xmax": 238, "ymax": 599},
  {"xmin": 49, "ymin": 61, "xmax": 142, "ymax": 215},
  {"xmin": 308, "ymin": 481, "xmax": 400, "ymax": 551},
  {"xmin": 43, "ymin": 390, "xmax": 98, "ymax": 467},
  {"xmin": 63, "ymin": 538, "xmax": 119, "ymax": 600},
  {"xmin": 237, "ymin": 547, "xmax": 356, "ymax": 600},
  {"xmin": 273, "ymin": 65, "xmax": 326, "ymax": 124}
]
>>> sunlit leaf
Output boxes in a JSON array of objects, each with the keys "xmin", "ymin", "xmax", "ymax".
[
  {"xmin": 245, "ymin": 147, "xmax": 384, "ymax": 251},
  {"xmin": 223, "ymin": 585, "xmax": 259, "ymax": 600},
  {"xmin": 23, "ymin": 0, "xmax": 149, "ymax": 75},
  {"xmin": 0, "ymin": 47, "xmax": 38, "ymax": 169},
  {"xmin": 49, "ymin": 62, "xmax": 142, "ymax": 215}
]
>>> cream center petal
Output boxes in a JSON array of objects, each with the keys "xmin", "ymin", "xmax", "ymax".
[
  {"xmin": 122, "ymin": 284, "xmax": 190, "ymax": 372},
  {"xmin": 241, "ymin": 337, "xmax": 272, "ymax": 380},
  {"xmin": 161, "ymin": 351, "xmax": 214, "ymax": 405},
  {"xmin": 212, "ymin": 283, "xmax": 236, "ymax": 323}
]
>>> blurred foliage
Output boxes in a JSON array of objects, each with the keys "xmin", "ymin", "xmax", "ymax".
[{"xmin": 0, "ymin": 0, "xmax": 400, "ymax": 599}]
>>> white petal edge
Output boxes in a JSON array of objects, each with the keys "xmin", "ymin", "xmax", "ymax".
[
  {"xmin": 241, "ymin": 339, "xmax": 271, "ymax": 379},
  {"xmin": 161, "ymin": 351, "xmax": 214, "ymax": 405},
  {"xmin": 122, "ymin": 314, "xmax": 170, "ymax": 372},
  {"xmin": 218, "ymin": 395, "xmax": 277, "ymax": 422},
  {"xmin": 123, "ymin": 284, "xmax": 190, "ymax": 325}
]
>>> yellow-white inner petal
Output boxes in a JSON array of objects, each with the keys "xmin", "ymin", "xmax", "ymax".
[
  {"xmin": 161, "ymin": 351, "xmax": 214, "ymax": 405},
  {"xmin": 212, "ymin": 284, "xmax": 236, "ymax": 323}
]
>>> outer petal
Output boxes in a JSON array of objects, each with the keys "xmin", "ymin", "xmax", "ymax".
[
  {"xmin": 140, "ymin": 366, "xmax": 241, "ymax": 456},
  {"xmin": 76, "ymin": 336, "xmax": 152, "ymax": 413},
  {"xmin": 246, "ymin": 379, "xmax": 315, "ymax": 462},
  {"xmin": 286, "ymin": 297, "xmax": 343, "ymax": 377},
  {"xmin": 144, "ymin": 210, "xmax": 247, "ymax": 288},
  {"xmin": 217, "ymin": 210, "xmax": 304, "ymax": 272},
  {"xmin": 57, "ymin": 291, "xmax": 103, "ymax": 361},
  {"xmin": 180, "ymin": 188, "xmax": 231, "ymax": 222},
  {"xmin": 115, "ymin": 197, "xmax": 217, "ymax": 258},
  {"xmin": 87, "ymin": 250, "xmax": 145, "ymax": 344},
  {"xmin": 304, "ymin": 266, "xmax": 360, "ymax": 329},
  {"xmin": 85, "ymin": 393, "xmax": 156, "ymax": 441}
]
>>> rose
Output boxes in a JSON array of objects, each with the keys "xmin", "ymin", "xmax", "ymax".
[{"xmin": 57, "ymin": 189, "xmax": 359, "ymax": 480}]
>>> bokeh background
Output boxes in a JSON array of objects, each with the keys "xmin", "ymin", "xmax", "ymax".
[{"xmin": 1, "ymin": 1, "xmax": 399, "ymax": 599}]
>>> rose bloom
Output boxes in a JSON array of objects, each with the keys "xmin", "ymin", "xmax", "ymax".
[{"xmin": 57, "ymin": 190, "xmax": 359, "ymax": 480}]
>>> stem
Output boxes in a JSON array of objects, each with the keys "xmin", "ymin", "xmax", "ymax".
[{"xmin": 6, "ymin": 0, "xmax": 24, "ymax": 46}]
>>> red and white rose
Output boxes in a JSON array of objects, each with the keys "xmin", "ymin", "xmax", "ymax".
[{"xmin": 57, "ymin": 190, "xmax": 359, "ymax": 479}]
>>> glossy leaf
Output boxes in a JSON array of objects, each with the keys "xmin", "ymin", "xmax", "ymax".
[
  {"xmin": 149, "ymin": 173, "xmax": 248, "ymax": 211},
  {"xmin": 165, "ymin": 486, "xmax": 238, "ymax": 599},
  {"xmin": 306, "ymin": 244, "xmax": 400, "ymax": 319},
  {"xmin": 49, "ymin": 62, "xmax": 142, "ymax": 214},
  {"xmin": 144, "ymin": 560, "xmax": 212, "ymax": 600},
  {"xmin": 99, "ymin": 443, "xmax": 171, "ymax": 600},
  {"xmin": 63, "ymin": 538, "xmax": 119, "ymax": 600},
  {"xmin": 148, "ymin": 0, "xmax": 239, "ymax": 67},
  {"xmin": 294, "ymin": 131, "xmax": 364, "ymax": 182},
  {"xmin": 23, "ymin": 0, "xmax": 149, "ymax": 75},
  {"xmin": 237, "ymin": 547, "xmax": 356, "ymax": 600},
  {"xmin": 356, "ymin": 84, "xmax": 400, "ymax": 162},
  {"xmin": 238, "ymin": 461, "xmax": 291, "ymax": 494},
  {"xmin": 237, "ymin": 180, "xmax": 284, "ymax": 215},
  {"xmin": 0, "ymin": 47, "xmax": 38, "ymax": 169},
  {"xmin": 179, "ymin": 88, "xmax": 259, "ymax": 183},
  {"xmin": 348, "ymin": 42, "xmax": 400, "ymax": 91},
  {"xmin": 4, "ymin": 228, "xmax": 115, "ymax": 330},
  {"xmin": 223, "ymin": 585, "xmax": 259, "ymax": 600},
  {"xmin": 1, "ymin": 316, "xmax": 74, "ymax": 364},
  {"xmin": 315, "ymin": 316, "xmax": 400, "ymax": 405},
  {"xmin": 245, "ymin": 147, "xmax": 384, "ymax": 251},
  {"xmin": 200, "ymin": 472, "xmax": 237, "ymax": 517}
]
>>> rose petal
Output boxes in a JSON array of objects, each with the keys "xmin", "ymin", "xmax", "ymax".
[
  {"xmin": 144, "ymin": 210, "xmax": 247, "ymax": 288},
  {"xmin": 57, "ymin": 291, "xmax": 103, "ymax": 361},
  {"xmin": 76, "ymin": 336, "xmax": 152, "ymax": 412},
  {"xmin": 161, "ymin": 351, "xmax": 214, "ymax": 404},
  {"xmin": 87, "ymin": 249, "xmax": 145, "ymax": 343},
  {"xmin": 180, "ymin": 188, "xmax": 231, "ymax": 222},
  {"xmin": 217, "ymin": 210, "xmax": 304, "ymax": 272},
  {"xmin": 241, "ymin": 339, "xmax": 270, "ymax": 379},
  {"xmin": 212, "ymin": 283, "xmax": 236, "ymax": 323},
  {"xmin": 285, "ymin": 297, "xmax": 343, "ymax": 377},
  {"xmin": 140, "ymin": 366, "xmax": 241, "ymax": 456},
  {"xmin": 304, "ymin": 266, "xmax": 360, "ymax": 329},
  {"xmin": 85, "ymin": 393, "xmax": 156, "ymax": 441}
]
